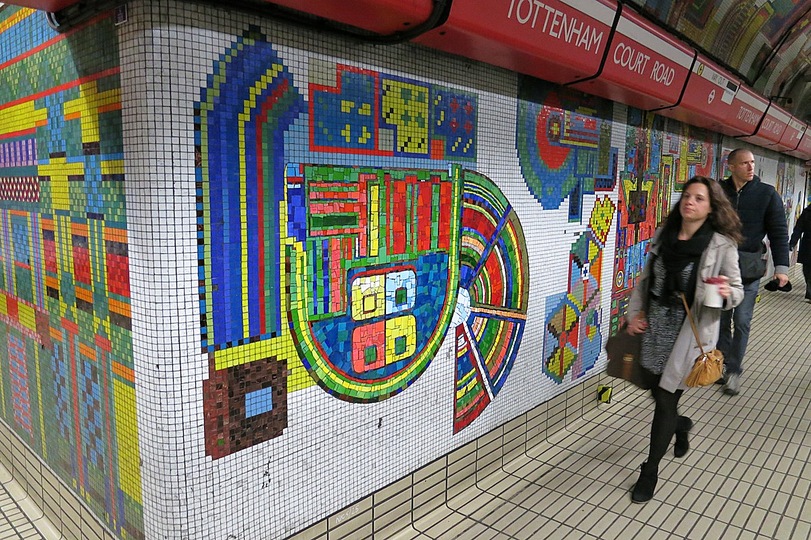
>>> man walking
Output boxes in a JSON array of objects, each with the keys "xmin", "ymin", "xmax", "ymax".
[{"xmin": 718, "ymin": 149, "xmax": 789, "ymax": 396}]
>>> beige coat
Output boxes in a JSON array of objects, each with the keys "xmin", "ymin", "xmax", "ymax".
[{"xmin": 627, "ymin": 230, "xmax": 744, "ymax": 393}]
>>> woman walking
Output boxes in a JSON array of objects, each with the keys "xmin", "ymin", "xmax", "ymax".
[{"xmin": 625, "ymin": 176, "xmax": 745, "ymax": 503}]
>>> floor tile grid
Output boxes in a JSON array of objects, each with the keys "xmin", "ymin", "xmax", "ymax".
[
  {"xmin": 0, "ymin": 463, "xmax": 45, "ymax": 540},
  {"xmin": 404, "ymin": 367, "xmax": 671, "ymax": 538},
  {"xmin": 403, "ymin": 377, "xmax": 650, "ymax": 539},
  {"xmin": 397, "ymin": 270, "xmax": 811, "ymax": 540},
  {"xmin": 405, "ymin": 407, "xmax": 642, "ymax": 535},
  {"xmin": 556, "ymin": 279, "xmax": 811, "ymax": 540}
]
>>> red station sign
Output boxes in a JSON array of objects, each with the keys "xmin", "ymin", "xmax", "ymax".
[
  {"xmin": 788, "ymin": 130, "xmax": 811, "ymax": 161},
  {"xmin": 268, "ymin": 0, "xmax": 434, "ymax": 35},
  {"xmin": 414, "ymin": 0, "xmax": 617, "ymax": 85},
  {"xmin": 658, "ymin": 56, "xmax": 746, "ymax": 135},
  {"xmin": 775, "ymin": 116, "xmax": 805, "ymax": 152},
  {"xmin": 739, "ymin": 104, "xmax": 789, "ymax": 147},
  {"xmin": 727, "ymin": 86, "xmax": 770, "ymax": 137},
  {"xmin": 569, "ymin": 7, "xmax": 694, "ymax": 110}
]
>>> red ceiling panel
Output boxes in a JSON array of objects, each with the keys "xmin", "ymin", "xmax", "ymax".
[
  {"xmin": 775, "ymin": 116, "xmax": 805, "ymax": 152},
  {"xmin": 268, "ymin": 0, "xmax": 434, "ymax": 35},
  {"xmin": 738, "ymin": 103, "xmax": 789, "ymax": 147},
  {"xmin": 4, "ymin": 0, "xmax": 78, "ymax": 12},
  {"xmin": 724, "ymin": 86, "xmax": 770, "ymax": 138},
  {"xmin": 568, "ymin": 6, "xmax": 695, "ymax": 111},
  {"xmin": 414, "ymin": 0, "xmax": 618, "ymax": 85},
  {"xmin": 787, "ymin": 130, "xmax": 811, "ymax": 160},
  {"xmin": 656, "ymin": 55, "xmax": 747, "ymax": 135}
]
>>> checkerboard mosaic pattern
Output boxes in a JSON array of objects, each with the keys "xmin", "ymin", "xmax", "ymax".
[{"xmin": 0, "ymin": 7, "xmax": 141, "ymax": 539}]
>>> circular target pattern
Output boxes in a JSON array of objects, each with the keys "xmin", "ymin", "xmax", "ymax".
[{"xmin": 453, "ymin": 170, "xmax": 529, "ymax": 432}]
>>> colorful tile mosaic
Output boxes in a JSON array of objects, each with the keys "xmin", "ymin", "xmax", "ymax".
[
  {"xmin": 516, "ymin": 78, "xmax": 616, "ymax": 218},
  {"xmin": 453, "ymin": 170, "xmax": 528, "ymax": 432},
  {"xmin": 0, "ymin": 7, "xmax": 141, "ymax": 539},
  {"xmin": 286, "ymin": 164, "xmax": 459, "ymax": 402},
  {"xmin": 203, "ymin": 356, "xmax": 288, "ymax": 459},
  {"xmin": 5, "ymin": 6, "xmax": 811, "ymax": 540},
  {"xmin": 609, "ymin": 109, "xmax": 719, "ymax": 335},
  {"xmin": 543, "ymin": 197, "xmax": 615, "ymax": 383},
  {"xmin": 307, "ymin": 59, "xmax": 478, "ymax": 160},
  {"xmin": 196, "ymin": 27, "xmax": 525, "ymax": 458}
]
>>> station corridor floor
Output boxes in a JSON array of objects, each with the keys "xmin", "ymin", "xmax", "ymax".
[
  {"xmin": 0, "ymin": 462, "xmax": 50, "ymax": 539},
  {"xmin": 392, "ymin": 271, "xmax": 811, "ymax": 540},
  {"xmin": 1, "ymin": 269, "xmax": 810, "ymax": 540}
]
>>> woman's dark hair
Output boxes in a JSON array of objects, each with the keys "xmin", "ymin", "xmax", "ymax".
[{"xmin": 662, "ymin": 176, "xmax": 743, "ymax": 244}]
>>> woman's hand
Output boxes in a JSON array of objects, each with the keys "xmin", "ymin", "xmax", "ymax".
[
  {"xmin": 626, "ymin": 313, "xmax": 648, "ymax": 335},
  {"xmin": 715, "ymin": 275, "xmax": 731, "ymax": 299},
  {"xmin": 705, "ymin": 275, "xmax": 732, "ymax": 298}
]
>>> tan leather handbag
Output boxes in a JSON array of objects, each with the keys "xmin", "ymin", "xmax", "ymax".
[{"xmin": 680, "ymin": 293, "xmax": 724, "ymax": 387}]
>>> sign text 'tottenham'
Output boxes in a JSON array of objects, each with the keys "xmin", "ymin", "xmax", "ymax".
[
  {"xmin": 507, "ymin": 0, "xmax": 604, "ymax": 54},
  {"xmin": 736, "ymin": 106, "xmax": 759, "ymax": 126}
]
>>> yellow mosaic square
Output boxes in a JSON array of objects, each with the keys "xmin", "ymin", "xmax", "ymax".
[
  {"xmin": 385, "ymin": 315, "xmax": 416, "ymax": 362},
  {"xmin": 350, "ymin": 274, "xmax": 385, "ymax": 320}
]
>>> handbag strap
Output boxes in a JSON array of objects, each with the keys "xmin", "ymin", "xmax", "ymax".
[{"xmin": 680, "ymin": 293, "xmax": 707, "ymax": 355}]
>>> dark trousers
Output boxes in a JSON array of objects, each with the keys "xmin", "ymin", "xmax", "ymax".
[
  {"xmin": 647, "ymin": 386, "xmax": 684, "ymax": 467},
  {"xmin": 804, "ymin": 264, "xmax": 811, "ymax": 299}
]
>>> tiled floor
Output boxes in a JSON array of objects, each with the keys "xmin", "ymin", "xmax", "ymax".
[
  {"xmin": 0, "ymin": 463, "xmax": 47, "ymax": 540},
  {"xmin": 394, "ymin": 271, "xmax": 811, "ymax": 540}
]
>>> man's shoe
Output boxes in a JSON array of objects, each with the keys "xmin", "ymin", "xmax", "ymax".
[
  {"xmin": 715, "ymin": 376, "xmax": 726, "ymax": 385},
  {"xmin": 723, "ymin": 373, "xmax": 740, "ymax": 396}
]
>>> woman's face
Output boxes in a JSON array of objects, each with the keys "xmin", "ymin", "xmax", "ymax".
[{"xmin": 680, "ymin": 182, "xmax": 711, "ymax": 224}]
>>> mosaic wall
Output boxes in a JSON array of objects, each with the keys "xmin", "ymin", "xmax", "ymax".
[
  {"xmin": 0, "ymin": 6, "xmax": 141, "ymax": 539},
  {"xmin": 753, "ymin": 9, "xmax": 811, "ymax": 96},
  {"xmin": 180, "ymin": 12, "xmax": 807, "ymax": 538},
  {"xmin": 752, "ymin": 152, "xmax": 808, "ymax": 268},
  {"xmin": 610, "ymin": 109, "xmax": 719, "ymax": 333},
  {"xmin": 628, "ymin": 0, "xmax": 811, "ymax": 83},
  {"xmin": 3, "ymin": 3, "xmax": 809, "ymax": 539},
  {"xmin": 514, "ymin": 80, "xmax": 618, "ymax": 382},
  {"xmin": 195, "ymin": 28, "xmax": 531, "ymax": 457}
]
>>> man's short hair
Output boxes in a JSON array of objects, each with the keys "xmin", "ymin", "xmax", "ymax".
[{"xmin": 728, "ymin": 148, "xmax": 751, "ymax": 164}]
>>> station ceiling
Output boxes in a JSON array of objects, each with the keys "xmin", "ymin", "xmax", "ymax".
[{"xmin": 625, "ymin": 0, "xmax": 811, "ymax": 124}]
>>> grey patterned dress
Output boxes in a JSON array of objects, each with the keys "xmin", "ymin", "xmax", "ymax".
[{"xmin": 640, "ymin": 257, "xmax": 691, "ymax": 375}]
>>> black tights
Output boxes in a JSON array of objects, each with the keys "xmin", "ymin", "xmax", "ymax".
[{"xmin": 648, "ymin": 386, "xmax": 684, "ymax": 467}]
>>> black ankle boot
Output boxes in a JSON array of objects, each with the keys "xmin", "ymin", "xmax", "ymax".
[
  {"xmin": 674, "ymin": 416, "xmax": 693, "ymax": 458},
  {"xmin": 631, "ymin": 461, "xmax": 658, "ymax": 503}
]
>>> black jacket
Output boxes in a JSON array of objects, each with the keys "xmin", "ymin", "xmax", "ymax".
[
  {"xmin": 720, "ymin": 175, "xmax": 789, "ymax": 274},
  {"xmin": 790, "ymin": 204, "xmax": 811, "ymax": 266}
]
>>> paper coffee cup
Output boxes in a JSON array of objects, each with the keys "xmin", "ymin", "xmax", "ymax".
[{"xmin": 704, "ymin": 283, "xmax": 723, "ymax": 308}]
